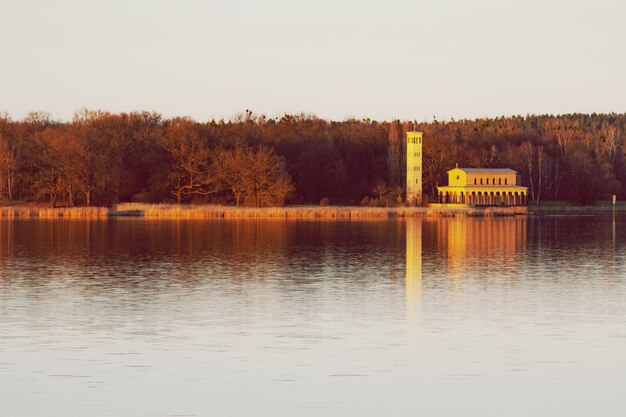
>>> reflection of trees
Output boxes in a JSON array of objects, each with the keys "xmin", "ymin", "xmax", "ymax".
[
  {"xmin": 0, "ymin": 219, "xmax": 409, "ymax": 294},
  {"xmin": 0, "ymin": 220, "xmax": 14, "ymax": 265}
]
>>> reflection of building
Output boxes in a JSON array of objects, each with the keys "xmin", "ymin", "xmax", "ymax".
[
  {"xmin": 436, "ymin": 166, "xmax": 528, "ymax": 206},
  {"xmin": 440, "ymin": 217, "xmax": 527, "ymax": 277},
  {"xmin": 405, "ymin": 218, "xmax": 422, "ymax": 323},
  {"xmin": 406, "ymin": 131, "xmax": 423, "ymax": 206}
]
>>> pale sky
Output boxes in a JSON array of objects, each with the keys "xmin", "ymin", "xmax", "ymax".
[{"xmin": 1, "ymin": 0, "xmax": 625, "ymax": 122}]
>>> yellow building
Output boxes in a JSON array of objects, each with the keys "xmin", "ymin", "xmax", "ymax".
[
  {"xmin": 436, "ymin": 166, "xmax": 528, "ymax": 206},
  {"xmin": 406, "ymin": 131, "xmax": 423, "ymax": 205}
]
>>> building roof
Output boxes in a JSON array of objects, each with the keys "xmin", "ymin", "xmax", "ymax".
[
  {"xmin": 438, "ymin": 185, "xmax": 527, "ymax": 190},
  {"xmin": 449, "ymin": 167, "xmax": 517, "ymax": 174}
]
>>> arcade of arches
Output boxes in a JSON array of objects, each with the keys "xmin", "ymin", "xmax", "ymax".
[{"xmin": 436, "ymin": 188, "xmax": 527, "ymax": 206}]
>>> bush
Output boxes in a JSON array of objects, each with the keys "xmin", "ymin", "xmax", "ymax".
[
  {"xmin": 320, "ymin": 197, "xmax": 330, "ymax": 206},
  {"xmin": 360, "ymin": 196, "xmax": 370, "ymax": 206}
]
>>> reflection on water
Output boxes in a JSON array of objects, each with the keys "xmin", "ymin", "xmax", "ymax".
[
  {"xmin": 405, "ymin": 217, "xmax": 528, "ymax": 328},
  {"xmin": 441, "ymin": 216, "xmax": 527, "ymax": 279},
  {"xmin": 405, "ymin": 218, "xmax": 422, "ymax": 326},
  {"xmin": 1, "ymin": 217, "xmax": 626, "ymax": 417}
]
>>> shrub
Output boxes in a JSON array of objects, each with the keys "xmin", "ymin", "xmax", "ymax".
[{"xmin": 320, "ymin": 197, "xmax": 330, "ymax": 206}]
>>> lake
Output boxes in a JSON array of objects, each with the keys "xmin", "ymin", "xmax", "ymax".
[{"xmin": 1, "ymin": 216, "xmax": 625, "ymax": 417}]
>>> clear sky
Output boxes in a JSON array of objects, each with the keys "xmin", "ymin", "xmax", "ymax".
[{"xmin": 1, "ymin": 0, "xmax": 625, "ymax": 122}]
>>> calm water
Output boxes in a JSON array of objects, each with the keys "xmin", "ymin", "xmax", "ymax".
[{"xmin": 1, "ymin": 216, "xmax": 626, "ymax": 417}]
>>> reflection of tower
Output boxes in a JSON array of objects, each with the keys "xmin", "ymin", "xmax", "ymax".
[
  {"xmin": 406, "ymin": 218, "xmax": 423, "ymax": 325},
  {"xmin": 406, "ymin": 131, "xmax": 423, "ymax": 206}
]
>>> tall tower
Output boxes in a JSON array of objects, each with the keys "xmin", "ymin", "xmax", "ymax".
[{"xmin": 406, "ymin": 131, "xmax": 423, "ymax": 205}]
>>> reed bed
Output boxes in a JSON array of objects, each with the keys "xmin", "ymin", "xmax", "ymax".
[
  {"xmin": 116, "ymin": 203, "xmax": 400, "ymax": 219},
  {"xmin": 114, "ymin": 203, "xmax": 527, "ymax": 219},
  {"xmin": 0, "ymin": 203, "xmax": 529, "ymax": 220},
  {"xmin": 0, "ymin": 206, "xmax": 110, "ymax": 219}
]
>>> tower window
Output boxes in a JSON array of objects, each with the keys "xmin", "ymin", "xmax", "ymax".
[
  {"xmin": 474, "ymin": 179, "xmax": 477, "ymax": 185},
  {"xmin": 499, "ymin": 178, "xmax": 502, "ymax": 185},
  {"xmin": 480, "ymin": 178, "xmax": 483, "ymax": 185},
  {"xmin": 505, "ymin": 178, "xmax": 508, "ymax": 185}
]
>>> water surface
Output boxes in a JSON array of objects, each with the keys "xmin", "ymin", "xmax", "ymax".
[{"xmin": 1, "ymin": 216, "xmax": 625, "ymax": 416}]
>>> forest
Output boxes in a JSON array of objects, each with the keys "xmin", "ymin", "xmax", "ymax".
[{"xmin": 0, "ymin": 110, "xmax": 624, "ymax": 207}]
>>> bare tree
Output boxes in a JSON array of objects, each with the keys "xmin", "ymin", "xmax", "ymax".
[
  {"xmin": 215, "ymin": 146, "xmax": 248, "ymax": 206},
  {"xmin": 372, "ymin": 179, "xmax": 388, "ymax": 200},
  {"xmin": 245, "ymin": 146, "xmax": 293, "ymax": 207},
  {"xmin": 536, "ymin": 146, "xmax": 548, "ymax": 205},
  {"xmin": 519, "ymin": 142, "xmax": 536, "ymax": 204},
  {"xmin": 386, "ymin": 120, "xmax": 402, "ymax": 187},
  {"xmin": 162, "ymin": 118, "xmax": 217, "ymax": 203},
  {"xmin": 216, "ymin": 145, "xmax": 293, "ymax": 207}
]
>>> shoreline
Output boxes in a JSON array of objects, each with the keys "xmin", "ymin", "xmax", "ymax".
[
  {"xmin": 0, "ymin": 203, "xmax": 523, "ymax": 219},
  {"xmin": 1, "ymin": 203, "xmax": 623, "ymax": 219}
]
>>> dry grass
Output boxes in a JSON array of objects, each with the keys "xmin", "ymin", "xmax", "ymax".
[
  {"xmin": 114, "ymin": 203, "xmax": 527, "ymax": 219},
  {"xmin": 0, "ymin": 206, "xmax": 110, "ymax": 219},
  {"xmin": 115, "ymin": 203, "xmax": 400, "ymax": 219},
  {"xmin": 0, "ymin": 203, "xmax": 529, "ymax": 220}
]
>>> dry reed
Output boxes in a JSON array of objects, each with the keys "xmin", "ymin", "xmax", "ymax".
[
  {"xmin": 114, "ymin": 203, "xmax": 527, "ymax": 219},
  {"xmin": 0, "ymin": 203, "xmax": 530, "ymax": 220},
  {"xmin": 0, "ymin": 206, "xmax": 110, "ymax": 219}
]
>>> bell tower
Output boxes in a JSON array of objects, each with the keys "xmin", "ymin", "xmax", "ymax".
[{"xmin": 406, "ymin": 131, "xmax": 423, "ymax": 205}]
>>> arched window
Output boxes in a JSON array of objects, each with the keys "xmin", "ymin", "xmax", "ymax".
[
  {"xmin": 456, "ymin": 175, "xmax": 460, "ymax": 180},
  {"xmin": 505, "ymin": 178, "xmax": 508, "ymax": 185},
  {"xmin": 493, "ymin": 178, "xmax": 495, "ymax": 184},
  {"xmin": 486, "ymin": 178, "xmax": 489, "ymax": 185},
  {"xmin": 474, "ymin": 178, "xmax": 477, "ymax": 185},
  {"xmin": 480, "ymin": 178, "xmax": 483, "ymax": 185},
  {"xmin": 499, "ymin": 178, "xmax": 502, "ymax": 185}
]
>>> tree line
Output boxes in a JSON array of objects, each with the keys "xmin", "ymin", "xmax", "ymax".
[{"xmin": 0, "ymin": 110, "xmax": 624, "ymax": 207}]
